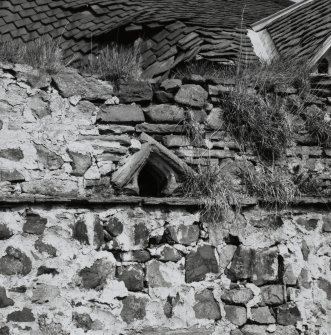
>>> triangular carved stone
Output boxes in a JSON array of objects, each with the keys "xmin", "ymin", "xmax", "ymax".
[{"xmin": 112, "ymin": 133, "xmax": 194, "ymax": 196}]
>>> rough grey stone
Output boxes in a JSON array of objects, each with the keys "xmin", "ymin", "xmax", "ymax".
[
  {"xmin": 68, "ymin": 150, "xmax": 92, "ymax": 176},
  {"xmin": 97, "ymin": 105, "xmax": 145, "ymax": 124},
  {"xmin": 224, "ymin": 305, "xmax": 247, "ymax": 326},
  {"xmin": 34, "ymin": 237, "xmax": 57, "ymax": 257},
  {"xmin": 0, "ymin": 326, "xmax": 9, "ymax": 335},
  {"xmin": 298, "ymin": 268, "xmax": 311, "ymax": 289},
  {"xmin": 144, "ymin": 104, "xmax": 185, "ymax": 123},
  {"xmin": 162, "ymin": 135, "xmax": 191, "ymax": 147},
  {"xmin": 164, "ymin": 224, "xmax": 199, "ymax": 246},
  {"xmin": 154, "ymin": 90, "xmax": 174, "ymax": 103},
  {"xmin": 73, "ymin": 218, "xmax": 89, "ymax": 245},
  {"xmin": 301, "ymin": 240, "xmax": 310, "ymax": 261},
  {"xmin": 185, "ymin": 245, "xmax": 218, "ymax": 283},
  {"xmin": 0, "ymin": 247, "xmax": 32, "ymax": 276},
  {"xmin": 175, "ymin": 84, "xmax": 208, "ymax": 108},
  {"xmin": 296, "ymin": 217, "xmax": 319, "ymax": 231},
  {"xmin": 27, "ymin": 94, "xmax": 50, "ymax": 119},
  {"xmin": 52, "ymin": 72, "xmax": 113, "ymax": 100},
  {"xmin": 104, "ymin": 217, "xmax": 123, "ymax": 237},
  {"xmin": 0, "ymin": 169, "xmax": 25, "ymax": 182},
  {"xmin": 193, "ymin": 289, "xmax": 221, "ymax": 320},
  {"xmin": 0, "ymin": 286, "xmax": 14, "ymax": 308},
  {"xmin": 134, "ymin": 222, "xmax": 149, "ymax": 248},
  {"xmin": 221, "ymin": 288, "xmax": 254, "ymax": 305},
  {"xmin": 0, "ymin": 120, "xmax": 2, "ymax": 130},
  {"xmin": 73, "ymin": 312, "xmax": 93, "ymax": 331},
  {"xmin": 23, "ymin": 212, "xmax": 47, "ymax": 235},
  {"xmin": 251, "ymin": 307, "xmax": 275, "ymax": 324},
  {"xmin": 0, "ymin": 148, "xmax": 23, "ymax": 161},
  {"xmin": 153, "ymin": 245, "xmax": 183, "ymax": 262},
  {"xmin": 7, "ymin": 308, "xmax": 35, "ymax": 322},
  {"xmin": 260, "ymin": 285, "xmax": 284, "ymax": 306},
  {"xmin": 318, "ymin": 277, "xmax": 331, "ymax": 300},
  {"xmin": 21, "ymin": 179, "xmax": 79, "ymax": 197},
  {"xmin": 0, "ymin": 224, "xmax": 13, "ymax": 240},
  {"xmin": 121, "ymin": 295, "xmax": 147, "ymax": 323},
  {"xmin": 116, "ymin": 264, "xmax": 144, "ymax": 292},
  {"xmin": 160, "ymin": 79, "xmax": 182, "ymax": 93},
  {"xmin": 241, "ymin": 325, "xmax": 268, "ymax": 335},
  {"xmin": 32, "ymin": 284, "xmax": 60, "ymax": 304},
  {"xmin": 37, "ymin": 266, "xmax": 59, "ymax": 277},
  {"xmin": 322, "ymin": 214, "xmax": 331, "ymax": 232},
  {"xmin": 228, "ymin": 247, "xmax": 278, "ymax": 286},
  {"xmin": 79, "ymin": 259, "xmax": 114, "ymax": 290},
  {"xmin": 118, "ymin": 80, "xmax": 153, "ymax": 104},
  {"xmin": 34, "ymin": 143, "xmax": 64, "ymax": 170},
  {"xmin": 276, "ymin": 303, "xmax": 302, "ymax": 326}
]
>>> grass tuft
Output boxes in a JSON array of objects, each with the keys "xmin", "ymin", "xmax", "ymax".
[
  {"xmin": 182, "ymin": 163, "xmax": 240, "ymax": 224},
  {"xmin": 86, "ymin": 42, "xmax": 141, "ymax": 85},
  {"xmin": 0, "ymin": 37, "xmax": 63, "ymax": 73},
  {"xmin": 240, "ymin": 162, "xmax": 300, "ymax": 209},
  {"xmin": 222, "ymin": 90, "xmax": 290, "ymax": 161}
]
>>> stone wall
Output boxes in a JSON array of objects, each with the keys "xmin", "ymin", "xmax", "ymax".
[{"xmin": 0, "ymin": 62, "xmax": 330, "ymax": 335}]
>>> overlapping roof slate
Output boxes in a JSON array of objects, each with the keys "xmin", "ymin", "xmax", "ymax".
[
  {"xmin": 0, "ymin": 0, "xmax": 293, "ymax": 77},
  {"xmin": 251, "ymin": 0, "xmax": 331, "ymax": 65}
]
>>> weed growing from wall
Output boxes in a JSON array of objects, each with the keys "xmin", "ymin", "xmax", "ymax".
[
  {"xmin": 222, "ymin": 90, "xmax": 290, "ymax": 161},
  {"xmin": 86, "ymin": 42, "xmax": 141, "ymax": 86},
  {"xmin": 0, "ymin": 37, "xmax": 63, "ymax": 73},
  {"xmin": 182, "ymin": 162, "xmax": 240, "ymax": 224},
  {"xmin": 240, "ymin": 161, "xmax": 300, "ymax": 210}
]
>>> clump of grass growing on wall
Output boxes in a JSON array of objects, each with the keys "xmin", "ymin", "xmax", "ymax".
[
  {"xmin": 87, "ymin": 42, "xmax": 141, "ymax": 85},
  {"xmin": 0, "ymin": 37, "xmax": 63, "ymax": 73},
  {"xmin": 222, "ymin": 90, "xmax": 290, "ymax": 161},
  {"xmin": 182, "ymin": 110, "xmax": 205, "ymax": 146},
  {"xmin": 303, "ymin": 105, "xmax": 331, "ymax": 146},
  {"xmin": 182, "ymin": 163, "xmax": 240, "ymax": 224},
  {"xmin": 240, "ymin": 162, "xmax": 300, "ymax": 209}
]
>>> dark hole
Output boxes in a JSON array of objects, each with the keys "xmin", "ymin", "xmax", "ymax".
[
  {"xmin": 138, "ymin": 163, "xmax": 167, "ymax": 197},
  {"xmin": 318, "ymin": 58, "xmax": 329, "ymax": 74}
]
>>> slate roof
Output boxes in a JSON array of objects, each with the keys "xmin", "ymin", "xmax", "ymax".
[
  {"xmin": 0, "ymin": 0, "xmax": 293, "ymax": 77},
  {"xmin": 251, "ymin": 0, "xmax": 331, "ymax": 64}
]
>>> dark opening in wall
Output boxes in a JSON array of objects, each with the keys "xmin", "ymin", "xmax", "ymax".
[
  {"xmin": 318, "ymin": 58, "xmax": 329, "ymax": 74},
  {"xmin": 138, "ymin": 162, "xmax": 167, "ymax": 197}
]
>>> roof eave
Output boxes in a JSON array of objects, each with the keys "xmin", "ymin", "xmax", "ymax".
[{"xmin": 251, "ymin": 0, "xmax": 314, "ymax": 32}]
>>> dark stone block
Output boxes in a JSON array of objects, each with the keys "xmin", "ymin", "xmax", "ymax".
[
  {"xmin": 0, "ymin": 326, "xmax": 9, "ymax": 335},
  {"xmin": 296, "ymin": 217, "xmax": 319, "ymax": 231},
  {"xmin": 276, "ymin": 303, "xmax": 302, "ymax": 326},
  {"xmin": 104, "ymin": 217, "xmax": 123, "ymax": 237},
  {"xmin": 0, "ymin": 169, "xmax": 25, "ymax": 182},
  {"xmin": 318, "ymin": 277, "xmax": 331, "ymax": 300},
  {"xmin": 154, "ymin": 90, "xmax": 174, "ymax": 103},
  {"xmin": 79, "ymin": 259, "xmax": 114, "ymax": 290},
  {"xmin": 0, "ymin": 247, "xmax": 32, "ymax": 276},
  {"xmin": 7, "ymin": 308, "xmax": 35, "ymax": 322},
  {"xmin": 68, "ymin": 150, "xmax": 92, "ymax": 176},
  {"xmin": 134, "ymin": 222, "xmax": 149, "ymax": 248},
  {"xmin": 120, "ymin": 295, "xmax": 148, "ymax": 323},
  {"xmin": 228, "ymin": 247, "xmax": 278, "ymax": 286},
  {"xmin": 73, "ymin": 312, "xmax": 92, "ymax": 331},
  {"xmin": 0, "ymin": 286, "xmax": 14, "ymax": 308},
  {"xmin": 34, "ymin": 237, "xmax": 57, "ymax": 257},
  {"xmin": 0, "ymin": 224, "xmax": 13, "ymax": 240},
  {"xmin": 118, "ymin": 80, "xmax": 153, "ymax": 104},
  {"xmin": 73, "ymin": 219, "xmax": 89, "ymax": 245},
  {"xmin": 23, "ymin": 212, "xmax": 47, "ymax": 235},
  {"xmin": 194, "ymin": 289, "xmax": 221, "ymax": 320},
  {"xmin": 37, "ymin": 266, "xmax": 59, "ymax": 277},
  {"xmin": 221, "ymin": 288, "xmax": 254, "ymax": 305},
  {"xmin": 322, "ymin": 214, "xmax": 331, "ymax": 232},
  {"xmin": 97, "ymin": 105, "xmax": 145, "ymax": 124},
  {"xmin": 185, "ymin": 245, "xmax": 218, "ymax": 283},
  {"xmin": 224, "ymin": 305, "xmax": 247, "ymax": 326},
  {"xmin": 0, "ymin": 148, "xmax": 24, "ymax": 161},
  {"xmin": 116, "ymin": 264, "xmax": 144, "ymax": 292},
  {"xmin": 260, "ymin": 285, "xmax": 284, "ymax": 306}
]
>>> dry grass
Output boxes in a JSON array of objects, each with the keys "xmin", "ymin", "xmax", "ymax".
[
  {"xmin": 86, "ymin": 42, "xmax": 141, "ymax": 85},
  {"xmin": 0, "ymin": 37, "xmax": 63, "ymax": 73},
  {"xmin": 303, "ymin": 105, "xmax": 331, "ymax": 146},
  {"xmin": 182, "ymin": 163, "xmax": 240, "ymax": 224},
  {"xmin": 240, "ymin": 162, "xmax": 300, "ymax": 209},
  {"xmin": 182, "ymin": 110, "xmax": 205, "ymax": 146},
  {"xmin": 222, "ymin": 90, "xmax": 290, "ymax": 161}
]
